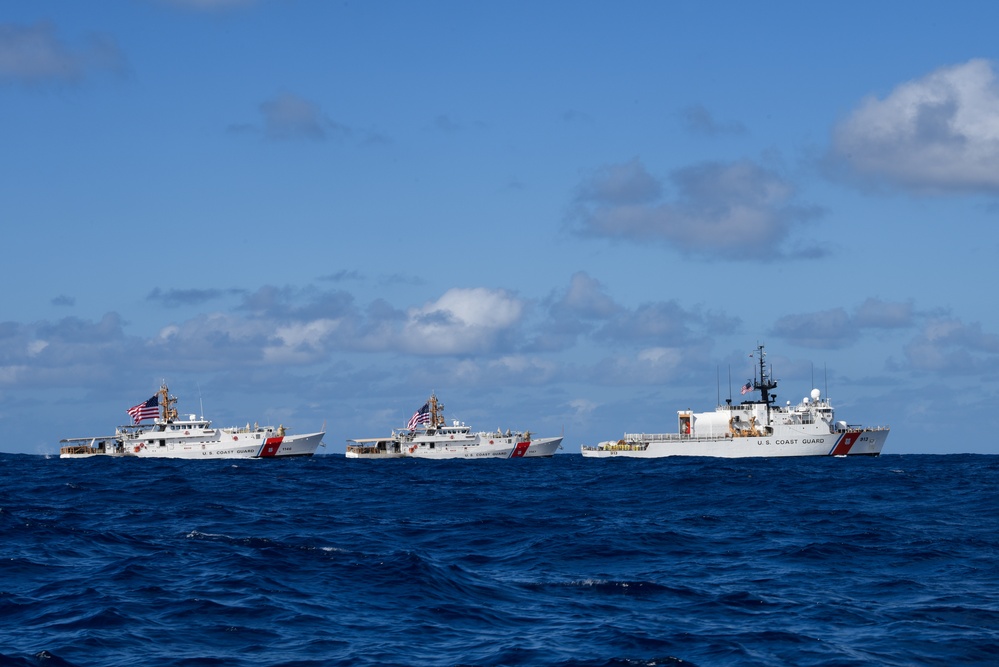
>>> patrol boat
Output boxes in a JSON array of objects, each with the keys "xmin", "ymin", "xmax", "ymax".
[
  {"xmin": 346, "ymin": 393, "xmax": 563, "ymax": 459},
  {"xmin": 60, "ymin": 384, "xmax": 325, "ymax": 459},
  {"xmin": 581, "ymin": 344, "xmax": 889, "ymax": 458}
]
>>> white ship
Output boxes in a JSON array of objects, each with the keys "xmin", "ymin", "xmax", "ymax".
[
  {"xmin": 581, "ymin": 345, "xmax": 889, "ymax": 459},
  {"xmin": 60, "ymin": 384, "xmax": 325, "ymax": 459},
  {"xmin": 346, "ymin": 393, "xmax": 563, "ymax": 459}
]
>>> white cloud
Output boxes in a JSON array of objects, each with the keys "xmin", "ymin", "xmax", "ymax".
[
  {"xmin": 263, "ymin": 319, "xmax": 341, "ymax": 364},
  {"xmin": 27, "ymin": 340, "xmax": 48, "ymax": 356},
  {"xmin": 636, "ymin": 346, "xmax": 682, "ymax": 366},
  {"xmin": 829, "ymin": 59, "xmax": 999, "ymax": 193},
  {"xmin": 403, "ymin": 288, "xmax": 525, "ymax": 355}
]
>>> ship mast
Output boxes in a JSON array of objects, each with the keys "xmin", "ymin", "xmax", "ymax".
[
  {"xmin": 753, "ymin": 344, "xmax": 778, "ymax": 420},
  {"xmin": 157, "ymin": 383, "xmax": 179, "ymax": 422},
  {"xmin": 428, "ymin": 393, "xmax": 444, "ymax": 428}
]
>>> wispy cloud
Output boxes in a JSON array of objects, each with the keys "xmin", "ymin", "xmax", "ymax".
[
  {"xmin": 0, "ymin": 22, "xmax": 125, "ymax": 86},
  {"xmin": 155, "ymin": 0, "xmax": 260, "ymax": 10},
  {"xmin": 258, "ymin": 92, "xmax": 346, "ymax": 142},
  {"xmin": 147, "ymin": 287, "xmax": 242, "ymax": 308},
  {"xmin": 680, "ymin": 104, "xmax": 747, "ymax": 137},
  {"xmin": 433, "ymin": 114, "xmax": 462, "ymax": 133},
  {"xmin": 51, "ymin": 295, "xmax": 76, "ymax": 307}
]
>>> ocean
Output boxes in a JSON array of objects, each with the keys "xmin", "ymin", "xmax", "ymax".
[{"xmin": 1, "ymin": 453, "xmax": 997, "ymax": 666}]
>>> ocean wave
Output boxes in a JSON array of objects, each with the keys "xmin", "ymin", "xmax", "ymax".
[{"xmin": 1, "ymin": 453, "xmax": 997, "ymax": 666}]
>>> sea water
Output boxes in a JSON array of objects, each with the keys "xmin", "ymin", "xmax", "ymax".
[{"xmin": 1, "ymin": 453, "xmax": 997, "ymax": 666}]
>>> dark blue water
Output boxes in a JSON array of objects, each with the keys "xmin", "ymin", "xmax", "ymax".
[{"xmin": 2, "ymin": 453, "xmax": 997, "ymax": 666}]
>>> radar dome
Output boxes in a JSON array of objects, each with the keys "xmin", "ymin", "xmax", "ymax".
[{"xmin": 811, "ymin": 388, "xmax": 821, "ymax": 400}]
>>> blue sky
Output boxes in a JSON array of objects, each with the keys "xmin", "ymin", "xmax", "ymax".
[{"xmin": 3, "ymin": 1, "xmax": 999, "ymax": 455}]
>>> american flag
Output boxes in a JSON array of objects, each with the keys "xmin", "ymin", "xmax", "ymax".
[
  {"xmin": 127, "ymin": 395, "xmax": 159, "ymax": 424},
  {"xmin": 407, "ymin": 402, "xmax": 432, "ymax": 429},
  {"xmin": 740, "ymin": 380, "xmax": 753, "ymax": 395}
]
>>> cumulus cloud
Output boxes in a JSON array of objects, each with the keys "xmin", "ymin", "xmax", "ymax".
[
  {"xmin": 533, "ymin": 273, "xmax": 739, "ymax": 352},
  {"xmin": 903, "ymin": 317, "xmax": 999, "ymax": 373},
  {"xmin": 853, "ymin": 297, "xmax": 915, "ymax": 329},
  {"xmin": 587, "ymin": 338, "xmax": 715, "ymax": 386},
  {"xmin": 827, "ymin": 59, "xmax": 999, "ymax": 194},
  {"xmin": 147, "ymin": 284, "xmax": 530, "ymax": 359},
  {"xmin": 552, "ymin": 272, "xmax": 622, "ymax": 320},
  {"xmin": 0, "ymin": 22, "xmax": 124, "ymax": 86},
  {"xmin": 263, "ymin": 319, "xmax": 341, "ymax": 364},
  {"xmin": 569, "ymin": 158, "xmax": 823, "ymax": 260},
  {"xmin": 154, "ymin": 312, "xmax": 272, "ymax": 367},
  {"xmin": 402, "ymin": 288, "xmax": 525, "ymax": 355},
  {"xmin": 773, "ymin": 298, "xmax": 917, "ymax": 349},
  {"xmin": 595, "ymin": 301, "xmax": 699, "ymax": 345},
  {"xmin": 529, "ymin": 272, "xmax": 622, "ymax": 352},
  {"xmin": 0, "ymin": 314, "xmax": 132, "ymax": 387},
  {"xmin": 772, "ymin": 308, "xmax": 855, "ymax": 349},
  {"xmin": 575, "ymin": 158, "xmax": 662, "ymax": 205}
]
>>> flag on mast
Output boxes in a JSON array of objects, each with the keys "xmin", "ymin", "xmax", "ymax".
[
  {"xmin": 127, "ymin": 395, "xmax": 159, "ymax": 424},
  {"xmin": 408, "ymin": 402, "xmax": 431, "ymax": 429}
]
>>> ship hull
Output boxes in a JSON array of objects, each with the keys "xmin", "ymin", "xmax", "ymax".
[
  {"xmin": 581, "ymin": 429, "xmax": 888, "ymax": 458},
  {"xmin": 61, "ymin": 431, "xmax": 324, "ymax": 459},
  {"xmin": 408, "ymin": 436, "xmax": 563, "ymax": 460},
  {"xmin": 125, "ymin": 430, "xmax": 324, "ymax": 459}
]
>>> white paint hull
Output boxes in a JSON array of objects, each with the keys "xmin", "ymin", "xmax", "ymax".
[
  {"xmin": 581, "ymin": 428, "xmax": 888, "ymax": 458},
  {"xmin": 62, "ymin": 431, "xmax": 324, "ymax": 459},
  {"xmin": 126, "ymin": 431, "xmax": 324, "ymax": 459},
  {"xmin": 408, "ymin": 436, "xmax": 563, "ymax": 460}
]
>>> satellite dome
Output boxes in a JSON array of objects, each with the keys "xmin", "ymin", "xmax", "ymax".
[{"xmin": 811, "ymin": 388, "xmax": 821, "ymax": 400}]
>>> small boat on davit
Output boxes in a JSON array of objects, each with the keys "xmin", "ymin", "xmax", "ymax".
[
  {"xmin": 347, "ymin": 393, "xmax": 562, "ymax": 459},
  {"xmin": 581, "ymin": 344, "xmax": 889, "ymax": 458},
  {"xmin": 60, "ymin": 384, "xmax": 325, "ymax": 459}
]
